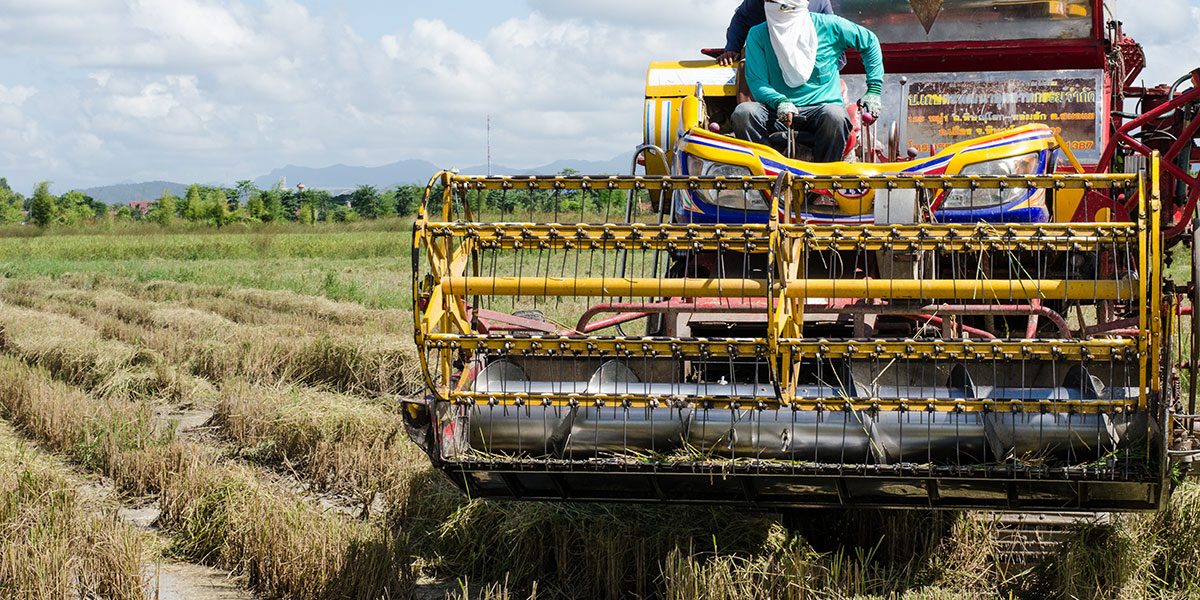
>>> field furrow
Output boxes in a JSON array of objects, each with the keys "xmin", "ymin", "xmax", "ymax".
[
  {"xmin": 0, "ymin": 419, "xmax": 146, "ymax": 600},
  {"xmin": 213, "ymin": 380, "xmax": 419, "ymax": 506},
  {"xmin": 0, "ymin": 354, "xmax": 415, "ymax": 600},
  {"xmin": 0, "ymin": 280, "xmax": 421, "ymax": 397}
]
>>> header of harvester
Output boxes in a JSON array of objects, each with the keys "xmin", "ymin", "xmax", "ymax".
[{"xmin": 405, "ymin": 0, "xmax": 1200, "ymax": 513}]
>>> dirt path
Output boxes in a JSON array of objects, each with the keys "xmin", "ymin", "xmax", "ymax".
[
  {"xmin": 1, "ymin": 416, "xmax": 259, "ymax": 600},
  {"xmin": 146, "ymin": 561, "xmax": 255, "ymax": 600},
  {"xmin": 141, "ymin": 410, "xmax": 260, "ymax": 599},
  {"xmin": 0, "ymin": 297, "xmax": 410, "ymax": 598},
  {"xmin": 414, "ymin": 577, "xmax": 459, "ymax": 600}
]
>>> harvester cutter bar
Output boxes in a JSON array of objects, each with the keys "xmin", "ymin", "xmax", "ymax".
[
  {"xmin": 426, "ymin": 335, "xmax": 1135, "ymax": 363},
  {"xmin": 426, "ymin": 222, "xmax": 1136, "ymax": 252},
  {"xmin": 446, "ymin": 391, "xmax": 1137, "ymax": 414},
  {"xmin": 437, "ymin": 461, "xmax": 1162, "ymax": 511},
  {"xmin": 445, "ymin": 457, "xmax": 1150, "ymax": 481}
]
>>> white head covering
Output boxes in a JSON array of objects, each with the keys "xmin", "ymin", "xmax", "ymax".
[{"xmin": 765, "ymin": 0, "xmax": 818, "ymax": 88}]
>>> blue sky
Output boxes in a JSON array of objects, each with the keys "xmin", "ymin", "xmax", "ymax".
[{"xmin": 0, "ymin": 0, "xmax": 1193, "ymax": 194}]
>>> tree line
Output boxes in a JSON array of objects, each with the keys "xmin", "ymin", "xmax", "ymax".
[
  {"xmin": 16, "ymin": 179, "xmax": 427, "ymax": 228},
  {"xmin": 139, "ymin": 181, "xmax": 427, "ymax": 228},
  {"xmin": 0, "ymin": 179, "xmax": 110, "ymax": 227},
  {"xmin": 11, "ymin": 169, "xmax": 652, "ymax": 229}
]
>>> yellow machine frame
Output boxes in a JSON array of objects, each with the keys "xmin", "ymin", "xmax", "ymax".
[{"xmin": 414, "ymin": 160, "xmax": 1162, "ymax": 417}]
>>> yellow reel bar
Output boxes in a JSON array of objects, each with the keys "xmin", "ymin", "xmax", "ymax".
[{"xmin": 441, "ymin": 276, "xmax": 1132, "ymax": 301}]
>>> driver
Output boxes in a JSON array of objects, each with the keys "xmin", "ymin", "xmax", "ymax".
[
  {"xmin": 731, "ymin": 0, "xmax": 884, "ymax": 163},
  {"xmin": 716, "ymin": 0, "xmax": 838, "ymax": 67}
]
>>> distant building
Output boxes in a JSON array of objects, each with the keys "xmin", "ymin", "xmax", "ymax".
[{"xmin": 130, "ymin": 200, "xmax": 157, "ymax": 216}]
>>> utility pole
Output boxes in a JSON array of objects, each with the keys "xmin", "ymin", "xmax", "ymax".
[{"xmin": 487, "ymin": 114, "xmax": 492, "ymax": 177}]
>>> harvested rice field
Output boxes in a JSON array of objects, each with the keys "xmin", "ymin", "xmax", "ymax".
[{"xmin": 3, "ymin": 222, "xmax": 1200, "ymax": 600}]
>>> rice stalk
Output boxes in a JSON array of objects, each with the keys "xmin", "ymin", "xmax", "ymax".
[
  {"xmin": 213, "ymin": 380, "xmax": 421, "ymax": 508},
  {"xmin": 0, "ymin": 422, "xmax": 146, "ymax": 600},
  {"xmin": 0, "ymin": 281, "xmax": 422, "ymax": 397},
  {"xmin": 0, "ymin": 355, "xmax": 415, "ymax": 600},
  {"xmin": 0, "ymin": 300, "xmax": 197, "ymax": 404}
]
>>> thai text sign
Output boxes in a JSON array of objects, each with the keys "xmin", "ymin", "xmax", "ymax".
[{"xmin": 901, "ymin": 70, "xmax": 1104, "ymax": 162}]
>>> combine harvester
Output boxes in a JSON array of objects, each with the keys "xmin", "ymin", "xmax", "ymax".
[{"xmin": 408, "ymin": 0, "xmax": 1200, "ymax": 512}]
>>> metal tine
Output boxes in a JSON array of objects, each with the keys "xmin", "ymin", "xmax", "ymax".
[
  {"xmin": 817, "ymin": 352, "xmax": 827, "ymax": 415},
  {"xmin": 534, "ymin": 223, "xmax": 545, "ymax": 313},
  {"xmin": 954, "ymin": 406, "xmax": 961, "ymax": 473},
  {"xmin": 578, "ymin": 182, "xmax": 587, "ymax": 226},
  {"xmin": 839, "ymin": 404, "xmax": 849, "ymax": 467}
]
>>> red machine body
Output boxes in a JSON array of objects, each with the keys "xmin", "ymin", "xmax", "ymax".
[{"xmin": 830, "ymin": 0, "xmax": 1198, "ymax": 236}]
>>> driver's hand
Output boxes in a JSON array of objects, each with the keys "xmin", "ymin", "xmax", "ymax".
[
  {"xmin": 777, "ymin": 102, "xmax": 798, "ymax": 127},
  {"xmin": 858, "ymin": 92, "xmax": 882, "ymax": 118},
  {"xmin": 716, "ymin": 50, "xmax": 742, "ymax": 66}
]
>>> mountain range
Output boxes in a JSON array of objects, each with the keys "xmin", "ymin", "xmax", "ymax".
[
  {"xmin": 75, "ymin": 181, "xmax": 193, "ymax": 205},
  {"xmin": 254, "ymin": 154, "xmax": 631, "ymax": 191},
  {"xmin": 76, "ymin": 153, "xmax": 632, "ymax": 205}
]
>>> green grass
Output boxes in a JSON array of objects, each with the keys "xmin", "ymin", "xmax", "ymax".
[
  {"xmin": 0, "ymin": 216, "xmax": 416, "ymax": 239},
  {"xmin": 0, "ymin": 230, "xmax": 409, "ymax": 261},
  {"xmin": 0, "ymin": 222, "xmax": 416, "ymax": 306},
  {"xmin": 1, "ymin": 257, "xmax": 411, "ymax": 310}
]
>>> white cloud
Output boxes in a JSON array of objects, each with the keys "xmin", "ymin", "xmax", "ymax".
[
  {"xmin": 525, "ymin": 0, "xmax": 727, "ymax": 30},
  {"xmin": 1114, "ymin": 0, "xmax": 1200, "ymax": 86},
  {"xmin": 0, "ymin": 86, "xmax": 38, "ymax": 140},
  {"xmin": 0, "ymin": 85, "xmax": 36, "ymax": 107},
  {"xmin": 107, "ymin": 81, "xmax": 181, "ymax": 120},
  {"xmin": 88, "ymin": 71, "xmax": 113, "ymax": 88},
  {"xmin": 0, "ymin": 0, "xmax": 1194, "ymax": 194},
  {"xmin": 0, "ymin": 84, "xmax": 45, "ymax": 181},
  {"xmin": 0, "ymin": 0, "xmax": 737, "ymax": 191}
]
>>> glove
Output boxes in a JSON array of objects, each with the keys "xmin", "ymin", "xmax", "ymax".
[
  {"xmin": 776, "ymin": 102, "xmax": 799, "ymax": 126},
  {"xmin": 858, "ymin": 93, "xmax": 882, "ymax": 118},
  {"xmin": 858, "ymin": 83, "xmax": 882, "ymax": 117}
]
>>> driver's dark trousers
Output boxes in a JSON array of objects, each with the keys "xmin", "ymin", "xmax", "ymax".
[{"xmin": 731, "ymin": 101, "xmax": 851, "ymax": 163}]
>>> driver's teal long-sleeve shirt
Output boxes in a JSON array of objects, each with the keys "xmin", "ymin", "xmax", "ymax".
[{"xmin": 744, "ymin": 14, "xmax": 884, "ymax": 110}]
